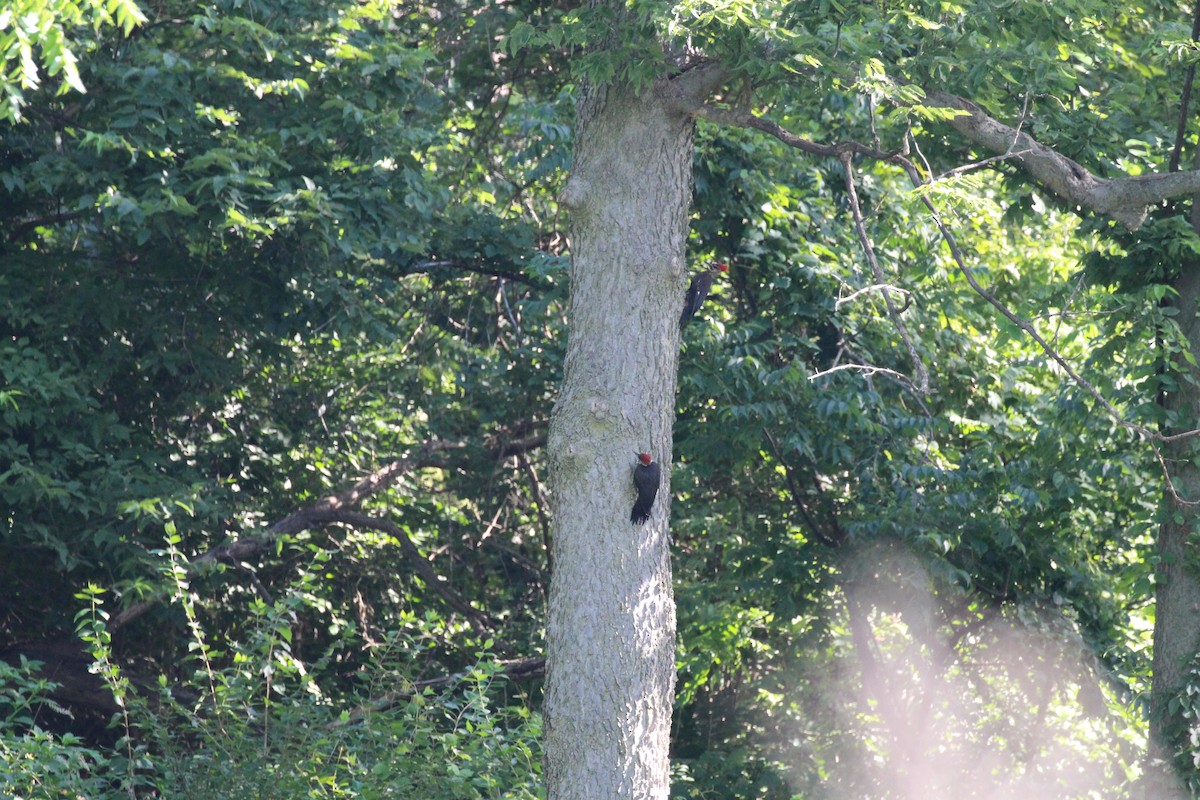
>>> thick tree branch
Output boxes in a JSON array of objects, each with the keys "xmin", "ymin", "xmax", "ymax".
[
  {"xmin": 5, "ymin": 208, "xmax": 90, "ymax": 245},
  {"xmin": 270, "ymin": 440, "xmax": 466, "ymax": 536},
  {"xmin": 925, "ymin": 91, "xmax": 1200, "ymax": 229},
  {"xmin": 694, "ymin": 88, "xmax": 1200, "ymax": 231},
  {"xmin": 493, "ymin": 431, "xmax": 547, "ymax": 459},
  {"xmin": 663, "ymin": 61, "xmax": 732, "ymax": 113}
]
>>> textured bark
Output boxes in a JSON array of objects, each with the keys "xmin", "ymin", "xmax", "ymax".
[
  {"xmin": 543, "ymin": 70, "xmax": 701, "ymax": 799},
  {"xmin": 926, "ymin": 92, "xmax": 1200, "ymax": 230},
  {"xmin": 1145, "ymin": 264, "xmax": 1200, "ymax": 799}
]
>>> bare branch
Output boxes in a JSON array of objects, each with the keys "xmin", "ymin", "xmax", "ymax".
[
  {"xmin": 690, "ymin": 85, "xmax": 1200, "ymax": 231},
  {"xmin": 516, "ymin": 451, "xmax": 553, "ymax": 570},
  {"xmin": 111, "ymin": 440, "xmax": 475, "ymax": 631},
  {"xmin": 498, "ymin": 279, "xmax": 521, "ymax": 336},
  {"xmin": 809, "ymin": 363, "xmax": 914, "ymax": 383},
  {"xmin": 692, "ymin": 102, "xmax": 928, "ymax": 391},
  {"xmin": 406, "ymin": 259, "xmax": 543, "ymax": 286},
  {"xmin": 329, "ymin": 656, "xmax": 546, "ymax": 729},
  {"xmin": 836, "ymin": 283, "xmax": 911, "ymax": 309},
  {"xmin": 331, "ymin": 510, "xmax": 497, "ymax": 632},
  {"xmin": 692, "ymin": 102, "xmax": 904, "ymax": 162},
  {"xmin": 1154, "ymin": 445, "xmax": 1200, "ymax": 507},
  {"xmin": 493, "ymin": 431, "xmax": 547, "ymax": 460},
  {"xmin": 762, "ymin": 428, "xmax": 843, "ymax": 547},
  {"xmin": 931, "ymin": 94, "xmax": 1033, "ymax": 183},
  {"xmin": 901, "ymin": 156, "xmax": 1158, "ymax": 429},
  {"xmin": 271, "ymin": 440, "xmax": 465, "ymax": 535},
  {"xmin": 841, "ymin": 153, "xmax": 930, "ymax": 394},
  {"xmin": 894, "ymin": 154, "xmax": 1200, "ymax": 504},
  {"xmin": 1169, "ymin": 0, "xmax": 1200, "ymax": 173},
  {"xmin": 693, "ymin": 81, "xmax": 1200, "ymax": 497},
  {"xmin": 5, "ymin": 208, "xmax": 90, "ymax": 244}
]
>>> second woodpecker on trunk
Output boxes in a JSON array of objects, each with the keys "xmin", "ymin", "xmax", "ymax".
[
  {"xmin": 631, "ymin": 452, "xmax": 661, "ymax": 525},
  {"xmin": 680, "ymin": 262, "xmax": 729, "ymax": 328}
]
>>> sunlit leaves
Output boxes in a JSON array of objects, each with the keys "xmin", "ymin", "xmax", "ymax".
[
  {"xmin": 2, "ymin": 0, "xmax": 1191, "ymax": 796},
  {"xmin": 0, "ymin": 0, "xmax": 146, "ymax": 122}
]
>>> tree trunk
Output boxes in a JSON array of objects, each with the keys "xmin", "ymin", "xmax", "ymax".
[
  {"xmin": 1145, "ymin": 264, "xmax": 1200, "ymax": 799},
  {"xmin": 542, "ymin": 69, "xmax": 699, "ymax": 799}
]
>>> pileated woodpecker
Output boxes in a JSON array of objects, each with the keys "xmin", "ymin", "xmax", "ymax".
[
  {"xmin": 631, "ymin": 452, "xmax": 661, "ymax": 525},
  {"xmin": 680, "ymin": 262, "xmax": 729, "ymax": 328}
]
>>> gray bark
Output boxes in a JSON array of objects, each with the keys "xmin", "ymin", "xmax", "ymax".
[
  {"xmin": 1144, "ymin": 264, "xmax": 1200, "ymax": 799},
  {"xmin": 543, "ymin": 69, "xmax": 701, "ymax": 799},
  {"xmin": 926, "ymin": 92, "xmax": 1200, "ymax": 230}
]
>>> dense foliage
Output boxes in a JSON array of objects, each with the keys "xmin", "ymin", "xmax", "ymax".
[{"xmin": 3, "ymin": 0, "xmax": 1199, "ymax": 797}]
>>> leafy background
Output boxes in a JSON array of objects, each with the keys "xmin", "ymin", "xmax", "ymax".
[{"xmin": 2, "ymin": 0, "xmax": 1195, "ymax": 797}]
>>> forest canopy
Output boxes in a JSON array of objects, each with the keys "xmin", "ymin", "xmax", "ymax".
[{"xmin": 2, "ymin": 1, "xmax": 1199, "ymax": 798}]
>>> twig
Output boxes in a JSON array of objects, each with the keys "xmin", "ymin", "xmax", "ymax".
[
  {"xmin": 498, "ymin": 278, "xmax": 521, "ymax": 336},
  {"xmin": 516, "ymin": 451, "xmax": 553, "ymax": 570},
  {"xmin": 932, "ymin": 93, "xmax": 1033, "ymax": 183},
  {"xmin": 691, "ymin": 102, "xmax": 905, "ymax": 163},
  {"xmin": 840, "ymin": 152, "xmax": 930, "ymax": 394},
  {"xmin": 111, "ymin": 441, "xmax": 469, "ymax": 631},
  {"xmin": 809, "ymin": 363, "xmax": 914, "ymax": 383},
  {"xmin": 762, "ymin": 428, "xmax": 842, "ymax": 547},
  {"xmin": 330, "ymin": 510, "xmax": 497, "ymax": 633},
  {"xmin": 328, "ymin": 656, "xmax": 545, "ymax": 729},
  {"xmin": 836, "ymin": 283, "xmax": 912, "ymax": 309},
  {"xmin": 932, "ymin": 148, "xmax": 1034, "ymax": 183},
  {"xmin": 896, "ymin": 155, "xmax": 1200, "ymax": 504}
]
